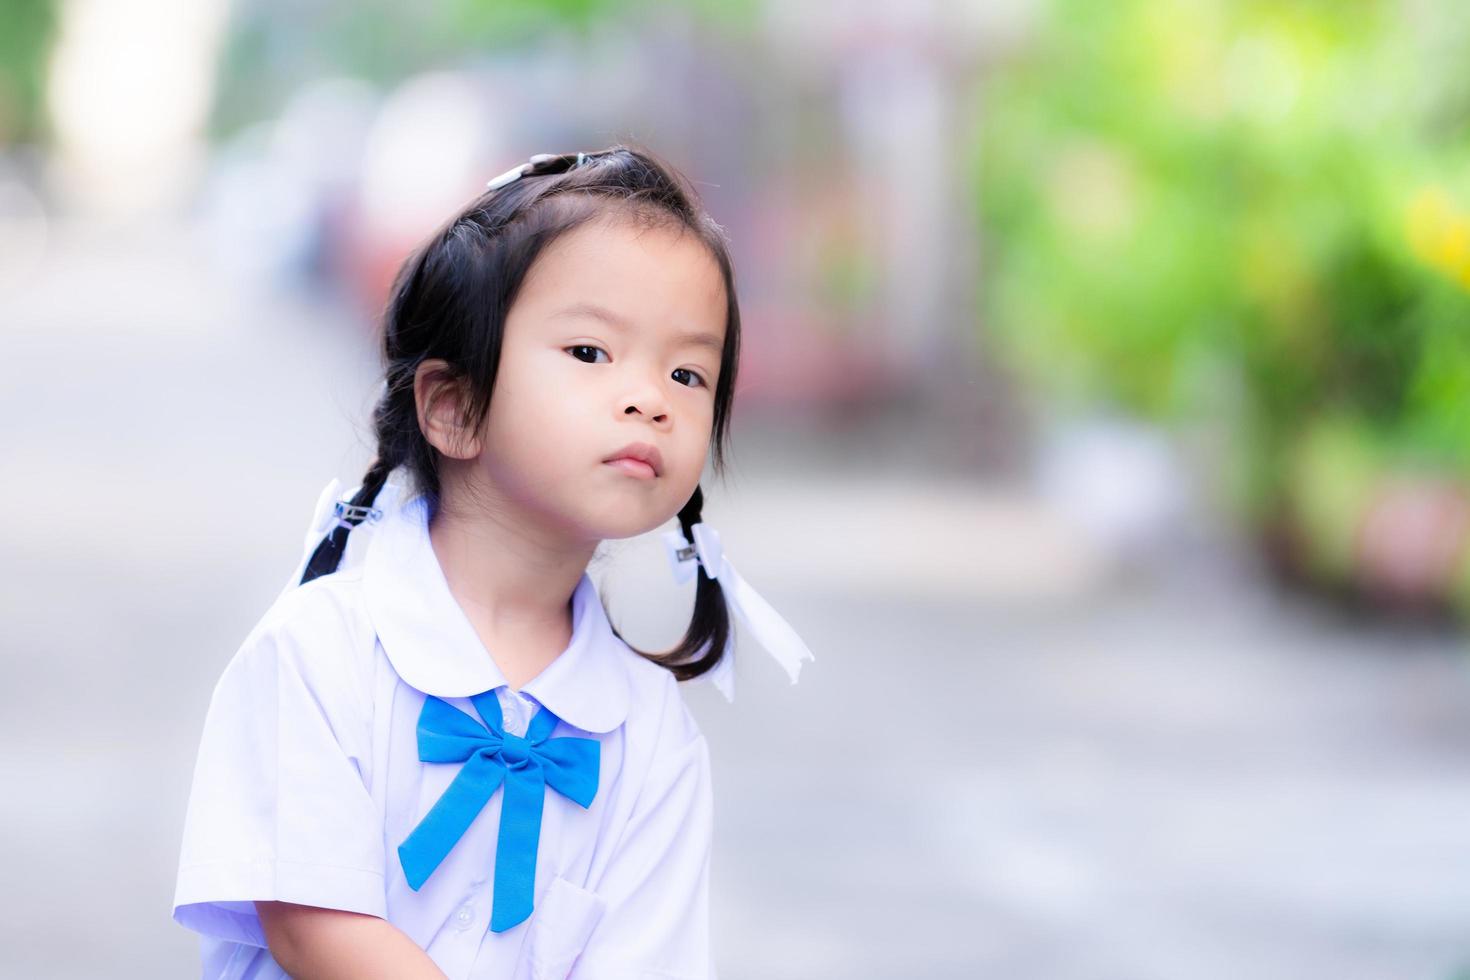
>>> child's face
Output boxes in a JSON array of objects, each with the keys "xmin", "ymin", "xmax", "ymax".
[{"xmin": 444, "ymin": 213, "xmax": 727, "ymax": 542}]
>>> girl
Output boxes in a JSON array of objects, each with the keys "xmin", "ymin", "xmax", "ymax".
[{"xmin": 171, "ymin": 145, "xmax": 813, "ymax": 980}]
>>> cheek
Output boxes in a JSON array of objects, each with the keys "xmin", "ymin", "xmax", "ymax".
[
  {"xmin": 481, "ymin": 353, "xmax": 588, "ymax": 463},
  {"xmin": 670, "ymin": 408, "xmax": 715, "ymax": 478},
  {"xmin": 503, "ymin": 346, "xmax": 586, "ymax": 413}
]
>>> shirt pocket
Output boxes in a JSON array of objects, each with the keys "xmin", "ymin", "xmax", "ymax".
[{"xmin": 519, "ymin": 875, "xmax": 607, "ymax": 980}]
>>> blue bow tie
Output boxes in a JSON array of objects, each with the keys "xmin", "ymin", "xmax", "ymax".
[{"xmin": 397, "ymin": 689, "xmax": 601, "ymax": 932}]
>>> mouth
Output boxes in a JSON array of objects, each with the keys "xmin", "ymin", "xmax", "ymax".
[
  {"xmin": 603, "ymin": 442, "xmax": 663, "ymax": 479},
  {"xmin": 605, "ymin": 458, "xmax": 657, "ymax": 479}
]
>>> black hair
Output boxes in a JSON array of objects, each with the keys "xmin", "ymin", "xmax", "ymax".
[{"xmin": 299, "ymin": 144, "xmax": 740, "ymax": 684}]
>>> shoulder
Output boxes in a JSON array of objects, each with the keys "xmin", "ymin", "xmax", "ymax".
[
  {"xmin": 220, "ymin": 568, "xmax": 377, "ymax": 719},
  {"xmin": 606, "ymin": 636, "xmax": 708, "ymax": 768},
  {"xmin": 254, "ymin": 565, "xmax": 372, "ymax": 650}
]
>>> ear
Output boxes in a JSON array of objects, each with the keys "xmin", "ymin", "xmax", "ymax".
[{"xmin": 414, "ymin": 359, "xmax": 480, "ymax": 460}]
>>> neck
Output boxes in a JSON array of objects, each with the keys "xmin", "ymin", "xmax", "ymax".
[{"xmin": 427, "ymin": 474, "xmax": 598, "ymax": 644}]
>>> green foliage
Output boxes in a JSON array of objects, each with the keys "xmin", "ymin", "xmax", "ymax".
[
  {"xmin": 0, "ymin": 0, "xmax": 58, "ymax": 144},
  {"xmin": 978, "ymin": 0, "xmax": 1470, "ymax": 521}
]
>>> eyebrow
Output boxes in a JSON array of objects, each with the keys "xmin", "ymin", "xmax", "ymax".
[{"xmin": 551, "ymin": 302, "xmax": 724, "ymax": 356}]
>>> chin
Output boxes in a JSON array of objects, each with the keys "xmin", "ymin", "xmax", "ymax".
[
  {"xmin": 596, "ymin": 516, "xmax": 668, "ymax": 542},
  {"xmin": 585, "ymin": 500, "xmax": 676, "ymax": 541}
]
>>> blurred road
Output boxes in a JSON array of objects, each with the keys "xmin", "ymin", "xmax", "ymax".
[{"xmin": 4, "ymin": 220, "xmax": 1470, "ymax": 979}]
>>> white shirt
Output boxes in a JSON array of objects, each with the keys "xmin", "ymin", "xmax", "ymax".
[{"xmin": 172, "ymin": 473, "xmax": 716, "ymax": 979}]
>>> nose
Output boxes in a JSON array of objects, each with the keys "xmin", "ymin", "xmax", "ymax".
[
  {"xmin": 622, "ymin": 373, "xmax": 671, "ymax": 423},
  {"xmin": 623, "ymin": 400, "xmax": 668, "ymax": 423}
]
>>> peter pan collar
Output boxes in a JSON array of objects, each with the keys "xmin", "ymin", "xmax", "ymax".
[{"xmin": 361, "ymin": 476, "xmax": 630, "ymax": 734}]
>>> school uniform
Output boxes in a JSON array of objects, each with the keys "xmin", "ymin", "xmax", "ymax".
[{"xmin": 171, "ymin": 471, "xmax": 716, "ymax": 979}]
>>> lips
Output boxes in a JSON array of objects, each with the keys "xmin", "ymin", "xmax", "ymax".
[{"xmin": 603, "ymin": 441, "xmax": 663, "ymax": 477}]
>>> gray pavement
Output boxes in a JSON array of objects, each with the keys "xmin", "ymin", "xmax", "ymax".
[{"xmin": 4, "ymin": 219, "xmax": 1470, "ymax": 979}]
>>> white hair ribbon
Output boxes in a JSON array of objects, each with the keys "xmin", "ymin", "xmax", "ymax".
[
  {"xmin": 277, "ymin": 476, "xmax": 376, "ymax": 602},
  {"xmin": 308, "ymin": 477, "xmax": 346, "ymax": 540},
  {"xmin": 660, "ymin": 522, "xmax": 815, "ymax": 702}
]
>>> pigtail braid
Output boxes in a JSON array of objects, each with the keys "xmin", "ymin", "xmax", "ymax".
[
  {"xmin": 297, "ymin": 455, "xmax": 394, "ymax": 585},
  {"xmin": 298, "ymin": 376, "xmax": 416, "ymax": 586},
  {"xmin": 627, "ymin": 483, "xmax": 732, "ymax": 682}
]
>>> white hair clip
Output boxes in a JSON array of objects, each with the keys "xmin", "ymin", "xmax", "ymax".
[
  {"xmin": 487, "ymin": 152, "xmax": 590, "ymax": 191},
  {"xmin": 486, "ymin": 163, "xmax": 531, "ymax": 191},
  {"xmin": 660, "ymin": 522, "xmax": 815, "ymax": 702},
  {"xmin": 304, "ymin": 477, "xmax": 380, "ymax": 536}
]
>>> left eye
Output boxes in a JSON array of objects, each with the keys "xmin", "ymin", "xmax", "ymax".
[
  {"xmin": 566, "ymin": 345, "xmax": 609, "ymax": 364},
  {"xmin": 673, "ymin": 368, "xmax": 707, "ymax": 389}
]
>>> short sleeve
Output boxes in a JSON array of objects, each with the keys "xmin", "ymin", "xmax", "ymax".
[
  {"xmin": 171, "ymin": 598, "xmax": 386, "ymax": 948},
  {"xmin": 573, "ymin": 696, "xmax": 716, "ymax": 980}
]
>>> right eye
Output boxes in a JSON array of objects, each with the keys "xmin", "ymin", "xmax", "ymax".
[{"xmin": 565, "ymin": 345, "xmax": 609, "ymax": 364}]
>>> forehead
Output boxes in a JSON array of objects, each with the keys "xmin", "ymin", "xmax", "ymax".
[{"xmin": 513, "ymin": 215, "xmax": 727, "ymax": 333}]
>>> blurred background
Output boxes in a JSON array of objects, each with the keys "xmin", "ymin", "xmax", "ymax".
[{"xmin": 4, "ymin": 0, "xmax": 1470, "ymax": 977}]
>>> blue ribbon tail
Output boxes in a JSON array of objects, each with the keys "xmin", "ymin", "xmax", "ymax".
[
  {"xmin": 490, "ymin": 767, "xmax": 547, "ymax": 932},
  {"xmin": 398, "ymin": 754, "xmax": 506, "ymax": 890}
]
